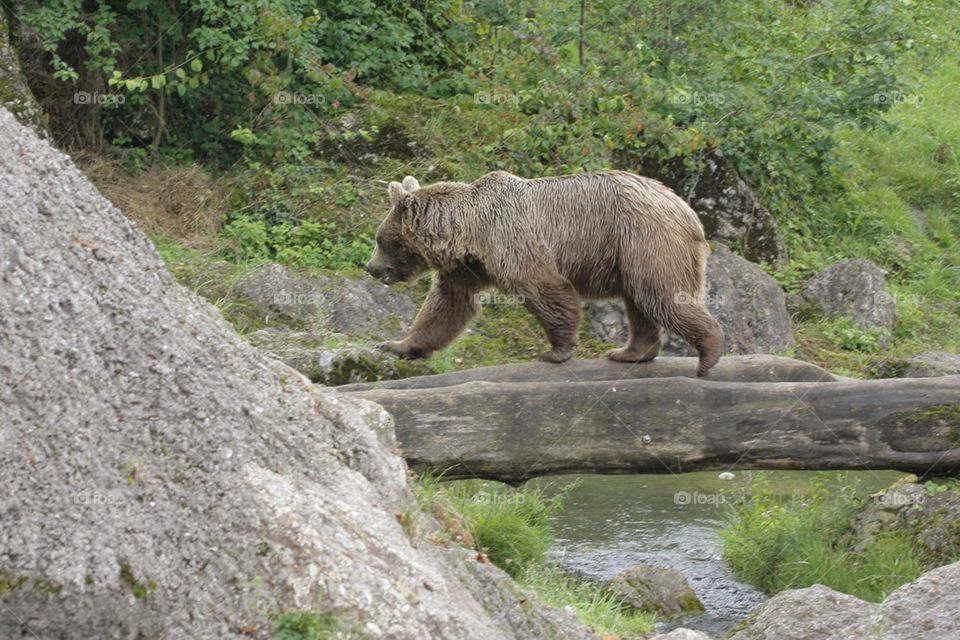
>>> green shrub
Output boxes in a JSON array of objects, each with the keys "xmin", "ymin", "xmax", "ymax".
[
  {"xmin": 220, "ymin": 214, "xmax": 372, "ymax": 270},
  {"xmin": 823, "ymin": 317, "xmax": 886, "ymax": 353},
  {"xmin": 17, "ymin": 0, "xmax": 470, "ymax": 158}
]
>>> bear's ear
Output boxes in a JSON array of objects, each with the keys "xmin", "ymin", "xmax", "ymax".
[
  {"xmin": 401, "ymin": 176, "xmax": 420, "ymax": 191},
  {"xmin": 388, "ymin": 181, "xmax": 408, "ymax": 206}
]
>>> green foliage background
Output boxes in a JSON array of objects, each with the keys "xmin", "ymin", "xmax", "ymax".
[{"xmin": 13, "ymin": 0, "xmax": 960, "ymax": 367}]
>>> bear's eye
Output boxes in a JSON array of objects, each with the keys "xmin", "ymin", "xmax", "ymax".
[{"xmin": 377, "ymin": 233, "xmax": 401, "ymax": 255}]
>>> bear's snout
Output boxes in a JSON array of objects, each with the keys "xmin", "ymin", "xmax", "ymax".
[{"xmin": 365, "ymin": 262, "xmax": 397, "ymax": 284}]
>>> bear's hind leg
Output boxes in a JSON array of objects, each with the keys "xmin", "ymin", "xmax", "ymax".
[
  {"xmin": 517, "ymin": 277, "xmax": 581, "ymax": 363},
  {"xmin": 607, "ymin": 298, "xmax": 662, "ymax": 363},
  {"xmin": 664, "ymin": 300, "xmax": 723, "ymax": 377}
]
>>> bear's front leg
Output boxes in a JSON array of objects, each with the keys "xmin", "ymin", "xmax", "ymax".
[{"xmin": 377, "ymin": 268, "xmax": 486, "ymax": 360}]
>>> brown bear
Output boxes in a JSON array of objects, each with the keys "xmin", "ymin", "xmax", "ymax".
[{"xmin": 364, "ymin": 170, "xmax": 723, "ymax": 377}]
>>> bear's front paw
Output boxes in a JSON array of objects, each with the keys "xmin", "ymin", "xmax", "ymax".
[
  {"xmin": 376, "ymin": 340, "xmax": 430, "ymax": 360},
  {"xmin": 538, "ymin": 348, "xmax": 573, "ymax": 364}
]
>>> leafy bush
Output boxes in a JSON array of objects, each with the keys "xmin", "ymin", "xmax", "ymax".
[
  {"xmin": 823, "ymin": 317, "xmax": 885, "ymax": 353},
  {"xmin": 221, "ymin": 214, "xmax": 372, "ymax": 270},
  {"xmin": 17, "ymin": 0, "xmax": 470, "ymax": 157}
]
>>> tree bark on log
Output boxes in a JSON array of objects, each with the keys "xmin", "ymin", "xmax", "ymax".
[
  {"xmin": 342, "ymin": 365, "xmax": 960, "ymax": 483},
  {"xmin": 337, "ymin": 354, "xmax": 836, "ymax": 392}
]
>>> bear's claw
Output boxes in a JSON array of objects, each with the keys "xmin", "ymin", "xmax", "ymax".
[
  {"xmin": 377, "ymin": 340, "xmax": 429, "ymax": 360},
  {"xmin": 538, "ymin": 348, "xmax": 573, "ymax": 364}
]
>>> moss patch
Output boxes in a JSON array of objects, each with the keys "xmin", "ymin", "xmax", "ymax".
[
  {"xmin": 0, "ymin": 568, "xmax": 27, "ymax": 595},
  {"xmin": 119, "ymin": 562, "xmax": 156, "ymax": 600},
  {"xmin": 678, "ymin": 592, "xmax": 706, "ymax": 613},
  {"xmin": 0, "ymin": 568, "xmax": 62, "ymax": 596}
]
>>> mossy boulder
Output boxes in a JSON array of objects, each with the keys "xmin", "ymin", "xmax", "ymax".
[
  {"xmin": 851, "ymin": 480, "xmax": 960, "ymax": 568},
  {"xmin": 234, "ymin": 262, "xmax": 416, "ymax": 339},
  {"xmin": 606, "ymin": 565, "xmax": 705, "ymax": 617},
  {"xmin": 800, "ymin": 259, "xmax": 896, "ymax": 348},
  {"xmin": 905, "ymin": 352, "xmax": 960, "ymax": 378},
  {"xmin": 246, "ymin": 328, "xmax": 435, "ymax": 385}
]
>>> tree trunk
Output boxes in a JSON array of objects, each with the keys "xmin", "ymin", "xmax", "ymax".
[
  {"xmin": 337, "ymin": 354, "xmax": 836, "ymax": 392},
  {"xmin": 341, "ymin": 360, "xmax": 960, "ymax": 483}
]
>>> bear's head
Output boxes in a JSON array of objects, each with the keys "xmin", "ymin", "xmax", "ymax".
[{"xmin": 365, "ymin": 176, "xmax": 430, "ymax": 285}]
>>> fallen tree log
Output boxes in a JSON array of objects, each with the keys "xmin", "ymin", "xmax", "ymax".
[
  {"xmin": 337, "ymin": 354, "xmax": 836, "ymax": 392},
  {"xmin": 342, "ymin": 366, "xmax": 960, "ymax": 483}
]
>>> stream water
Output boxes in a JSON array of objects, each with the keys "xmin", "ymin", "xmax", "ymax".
[{"xmin": 534, "ymin": 470, "xmax": 904, "ymax": 636}]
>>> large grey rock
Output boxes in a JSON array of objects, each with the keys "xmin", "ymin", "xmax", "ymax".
[
  {"xmin": 905, "ymin": 351, "xmax": 960, "ymax": 378},
  {"xmin": 586, "ymin": 245, "xmax": 793, "ymax": 356},
  {"xmin": 607, "ymin": 566, "xmax": 704, "ymax": 617},
  {"xmin": 880, "ymin": 561, "xmax": 960, "ymax": 639},
  {"xmin": 802, "ymin": 259, "xmax": 895, "ymax": 347},
  {"xmin": 730, "ymin": 585, "xmax": 878, "ymax": 640},
  {"xmin": 0, "ymin": 108, "xmax": 593, "ymax": 639},
  {"xmin": 234, "ymin": 262, "xmax": 416, "ymax": 339},
  {"xmin": 731, "ymin": 561, "xmax": 960, "ymax": 640},
  {"xmin": 625, "ymin": 148, "xmax": 788, "ymax": 266}
]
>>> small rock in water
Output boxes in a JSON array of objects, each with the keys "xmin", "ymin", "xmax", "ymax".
[
  {"xmin": 607, "ymin": 565, "xmax": 705, "ymax": 617},
  {"xmin": 718, "ymin": 472, "xmax": 735, "ymax": 481}
]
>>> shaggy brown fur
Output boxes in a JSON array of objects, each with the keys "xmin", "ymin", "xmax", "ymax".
[{"xmin": 365, "ymin": 170, "xmax": 723, "ymax": 376}]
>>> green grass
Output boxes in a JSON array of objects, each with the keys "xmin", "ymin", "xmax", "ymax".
[
  {"xmin": 413, "ymin": 475, "xmax": 655, "ymax": 636},
  {"xmin": 442, "ymin": 479, "xmax": 562, "ymax": 577},
  {"xmin": 271, "ymin": 611, "xmax": 338, "ymax": 640},
  {"xmin": 520, "ymin": 564, "xmax": 654, "ymax": 637},
  {"xmin": 787, "ymin": 59, "xmax": 960, "ymax": 374},
  {"xmin": 721, "ymin": 473, "xmax": 924, "ymax": 602}
]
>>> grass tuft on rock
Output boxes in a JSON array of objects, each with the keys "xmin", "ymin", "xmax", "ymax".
[{"xmin": 271, "ymin": 611, "xmax": 338, "ymax": 640}]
